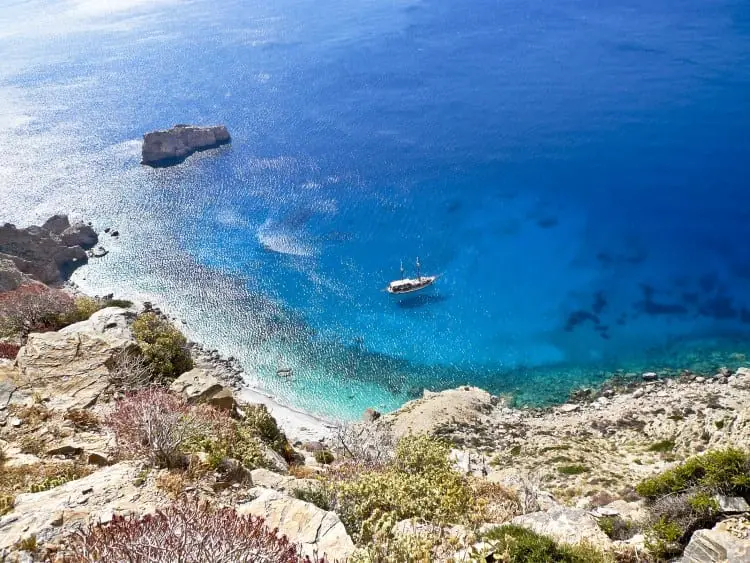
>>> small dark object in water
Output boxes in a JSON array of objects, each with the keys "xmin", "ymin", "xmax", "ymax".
[
  {"xmin": 104, "ymin": 227, "xmax": 111, "ymax": 233},
  {"xmin": 111, "ymin": 231, "xmax": 119, "ymax": 237},
  {"xmin": 276, "ymin": 367, "xmax": 293, "ymax": 377},
  {"xmin": 537, "ymin": 217, "xmax": 558, "ymax": 228}
]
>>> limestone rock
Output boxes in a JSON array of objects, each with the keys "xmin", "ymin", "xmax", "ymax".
[
  {"xmin": 377, "ymin": 386, "xmax": 496, "ymax": 439},
  {"xmin": 59, "ymin": 307, "xmax": 135, "ymax": 342},
  {"xmin": 511, "ymin": 508, "xmax": 613, "ymax": 550},
  {"xmin": 238, "ymin": 488, "xmax": 354, "ymax": 560},
  {"xmin": 249, "ymin": 468, "xmax": 321, "ymax": 495},
  {"xmin": 0, "ymin": 462, "xmax": 163, "ymax": 549},
  {"xmin": 260, "ymin": 443, "xmax": 289, "ymax": 474},
  {"xmin": 680, "ymin": 518, "xmax": 750, "ymax": 562},
  {"xmin": 169, "ymin": 368, "xmax": 235, "ymax": 411},
  {"xmin": 141, "ymin": 125, "xmax": 231, "ymax": 167},
  {"xmin": 14, "ymin": 330, "xmax": 136, "ymax": 410},
  {"xmin": 715, "ymin": 495, "xmax": 750, "ymax": 514}
]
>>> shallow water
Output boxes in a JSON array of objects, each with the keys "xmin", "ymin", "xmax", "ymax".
[{"xmin": 1, "ymin": 0, "xmax": 750, "ymax": 418}]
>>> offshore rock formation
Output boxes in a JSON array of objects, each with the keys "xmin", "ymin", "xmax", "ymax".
[
  {"xmin": 141, "ymin": 124, "xmax": 231, "ymax": 167},
  {"xmin": 0, "ymin": 215, "xmax": 97, "ymax": 286}
]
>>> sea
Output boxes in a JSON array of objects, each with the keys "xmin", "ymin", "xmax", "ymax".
[{"xmin": 1, "ymin": 0, "xmax": 749, "ymax": 419}]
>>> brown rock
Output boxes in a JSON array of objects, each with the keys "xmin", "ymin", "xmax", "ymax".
[{"xmin": 141, "ymin": 125, "xmax": 231, "ymax": 167}]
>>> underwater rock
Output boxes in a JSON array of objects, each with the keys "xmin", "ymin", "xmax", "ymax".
[{"xmin": 141, "ymin": 124, "xmax": 231, "ymax": 167}]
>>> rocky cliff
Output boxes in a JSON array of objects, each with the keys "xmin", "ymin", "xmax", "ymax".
[
  {"xmin": 141, "ymin": 124, "xmax": 231, "ymax": 167},
  {"xmin": 0, "ymin": 215, "xmax": 97, "ymax": 287}
]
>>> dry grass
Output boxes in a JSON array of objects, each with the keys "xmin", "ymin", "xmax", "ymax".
[
  {"xmin": 0, "ymin": 461, "xmax": 93, "ymax": 498},
  {"xmin": 64, "ymin": 409, "xmax": 101, "ymax": 431}
]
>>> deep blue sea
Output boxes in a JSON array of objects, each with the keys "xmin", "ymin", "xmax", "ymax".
[{"xmin": 2, "ymin": 0, "xmax": 750, "ymax": 418}]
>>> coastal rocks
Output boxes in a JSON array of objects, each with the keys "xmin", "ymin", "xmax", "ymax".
[
  {"xmin": 0, "ymin": 216, "xmax": 93, "ymax": 285},
  {"xmin": 169, "ymin": 368, "xmax": 235, "ymax": 411},
  {"xmin": 60, "ymin": 223, "xmax": 98, "ymax": 250},
  {"xmin": 141, "ymin": 124, "xmax": 231, "ymax": 167},
  {"xmin": 680, "ymin": 517, "xmax": 750, "ymax": 563},
  {"xmin": 362, "ymin": 408, "xmax": 381, "ymax": 423},
  {"xmin": 0, "ymin": 258, "xmax": 35, "ymax": 292},
  {"xmin": 0, "ymin": 462, "xmax": 163, "ymax": 550},
  {"xmin": 511, "ymin": 508, "xmax": 613, "ymax": 550},
  {"xmin": 237, "ymin": 488, "xmax": 355, "ymax": 560},
  {"xmin": 14, "ymin": 330, "xmax": 136, "ymax": 410},
  {"xmin": 377, "ymin": 386, "xmax": 495, "ymax": 440}
]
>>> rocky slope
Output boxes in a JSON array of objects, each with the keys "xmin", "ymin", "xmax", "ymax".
[{"xmin": 141, "ymin": 124, "xmax": 231, "ymax": 167}]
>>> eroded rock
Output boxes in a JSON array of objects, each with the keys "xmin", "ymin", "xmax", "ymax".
[
  {"xmin": 141, "ymin": 125, "xmax": 231, "ymax": 167},
  {"xmin": 238, "ymin": 488, "xmax": 354, "ymax": 560}
]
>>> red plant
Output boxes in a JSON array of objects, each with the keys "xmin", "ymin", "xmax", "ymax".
[
  {"xmin": 0, "ymin": 284, "xmax": 75, "ymax": 336},
  {"xmin": 108, "ymin": 388, "xmax": 195, "ymax": 468},
  {"xmin": 66, "ymin": 498, "xmax": 315, "ymax": 563},
  {"xmin": 0, "ymin": 342, "xmax": 20, "ymax": 359}
]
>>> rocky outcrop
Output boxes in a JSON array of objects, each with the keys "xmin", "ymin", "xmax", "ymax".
[
  {"xmin": 0, "ymin": 462, "xmax": 164, "ymax": 550},
  {"xmin": 0, "ymin": 257, "xmax": 35, "ymax": 292},
  {"xmin": 0, "ymin": 216, "xmax": 97, "ymax": 286},
  {"xmin": 238, "ymin": 488, "xmax": 354, "ymax": 560},
  {"xmin": 141, "ymin": 125, "xmax": 231, "ymax": 167},
  {"xmin": 14, "ymin": 329, "xmax": 136, "ymax": 410},
  {"xmin": 169, "ymin": 368, "xmax": 235, "ymax": 411},
  {"xmin": 680, "ymin": 517, "xmax": 750, "ymax": 562},
  {"xmin": 511, "ymin": 508, "xmax": 613, "ymax": 550},
  {"xmin": 59, "ymin": 307, "xmax": 135, "ymax": 341},
  {"xmin": 376, "ymin": 386, "xmax": 498, "ymax": 440}
]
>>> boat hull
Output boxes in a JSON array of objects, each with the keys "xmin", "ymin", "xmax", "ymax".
[{"xmin": 386, "ymin": 276, "xmax": 437, "ymax": 294}]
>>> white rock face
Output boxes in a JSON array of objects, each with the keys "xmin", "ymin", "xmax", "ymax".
[
  {"xmin": 511, "ymin": 507, "xmax": 613, "ymax": 550},
  {"xmin": 141, "ymin": 125, "xmax": 231, "ymax": 167},
  {"xmin": 0, "ymin": 462, "xmax": 161, "ymax": 550},
  {"xmin": 14, "ymin": 330, "xmax": 136, "ymax": 410},
  {"xmin": 680, "ymin": 517, "xmax": 750, "ymax": 563},
  {"xmin": 59, "ymin": 307, "xmax": 135, "ymax": 341},
  {"xmin": 238, "ymin": 488, "xmax": 354, "ymax": 561}
]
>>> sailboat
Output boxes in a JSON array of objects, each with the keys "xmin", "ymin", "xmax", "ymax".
[{"xmin": 386, "ymin": 257, "xmax": 438, "ymax": 294}]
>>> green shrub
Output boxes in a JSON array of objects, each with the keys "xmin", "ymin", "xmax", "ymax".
[
  {"xmin": 557, "ymin": 464, "xmax": 589, "ymax": 476},
  {"xmin": 648, "ymin": 440, "xmax": 675, "ymax": 453},
  {"xmin": 333, "ymin": 435, "xmax": 473, "ymax": 542},
  {"xmin": 103, "ymin": 299, "xmax": 133, "ymax": 309},
  {"xmin": 243, "ymin": 404, "xmax": 297, "ymax": 463},
  {"xmin": 645, "ymin": 517, "xmax": 684, "ymax": 560},
  {"xmin": 0, "ymin": 495, "xmax": 13, "ymax": 516},
  {"xmin": 481, "ymin": 525, "xmax": 609, "ymax": 562},
  {"xmin": 315, "ymin": 450, "xmax": 334, "ymax": 465},
  {"xmin": 132, "ymin": 312, "xmax": 193, "ymax": 379},
  {"xmin": 597, "ymin": 515, "xmax": 638, "ymax": 540},
  {"xmin": 292, "ymin": 485, "xmax": 333, "ymax": 511},
  {"xmin": 636, "ymin": 447, "xmax": 750, "ymax": 499}
]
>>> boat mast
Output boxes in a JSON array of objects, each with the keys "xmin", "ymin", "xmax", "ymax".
[
  {"xmin": 416, "ymin": 257, "xmax": 421, "ymax": 281},
  {"xmin": 400, "ymin": 260, "xmax": 405, "ymax": 279}
]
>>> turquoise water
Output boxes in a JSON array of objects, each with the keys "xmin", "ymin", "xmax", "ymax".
[{"xmin": 1, "ymin": 0, "xmax": 750, "ymax": 418}]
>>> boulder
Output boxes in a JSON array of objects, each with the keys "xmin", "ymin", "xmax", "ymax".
[
  {"xmin": 715, "ymin": 495, "xmax": 750, "ymax": 514},
  {"xmin": 362, "ymin": 408, "xmax": 381, "ymax": 422},
  {"xmin": 260, "ymin": 443, "xmax": 289, "ymax": 474},
  {"xmin": 60, "ymin": 222, "xmax": 98, "ymax": 249},
  {"xmin": 511, "ymin": 508, "xmax": 613, "ymax": 550},
  {"xmin": 59, "ymin": 307, "xmax": 135, "ymax": 342},
  {"xmin": 14, "ymin": 330, "xmax": 136, "ymax": 410},
  {"xmin": 141, "ymin": 125, "xmax": 231, "ymax": 167},
  {"xmin": 680, "ymin": 517, "xmax": 750, "ymax": 562},
  {"xmin": 237, "ymin": 488, "xmax": 354, "ymax": 560},
  {"xmin": 169, "ymin": 368, "xmax": 235, "ymax": 411}
]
